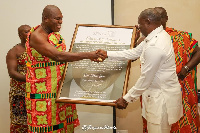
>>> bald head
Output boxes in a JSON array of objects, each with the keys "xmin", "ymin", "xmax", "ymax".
[
  {"xmin": 18, "ymin": 25, "xmax": 31, "ymax": 43},
  {"xmin": 18, "ymin": 25, "xmax": 30, "ymax": 35},
  {"xmin": 41, "ymin": 5, "xmax": 63, "ymax": 33},
  {"xmin": 155, "ymin": 7, "xmax": 168, "ymax": 29},
  {"xmin": 139, "ymin": 8, "xmax": 161, "ymax": 24},
  {"xmin": 42, "ymin": 5, "xmax": 61, "ymax": 21}
]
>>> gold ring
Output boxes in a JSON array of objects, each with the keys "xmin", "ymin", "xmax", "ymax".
[{"xmin": 98, "ymin": 57, "xmax": 102, "ymax": 62}]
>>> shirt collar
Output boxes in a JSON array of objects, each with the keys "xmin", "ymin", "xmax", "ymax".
[{"xmin": 144, "ymin": 25, "xmax": 164, "ymax": 42}]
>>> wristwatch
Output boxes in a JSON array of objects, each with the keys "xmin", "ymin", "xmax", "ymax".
[{"xmin": 184, "ymin": 65, "xmax": 190, "ymax": 72}]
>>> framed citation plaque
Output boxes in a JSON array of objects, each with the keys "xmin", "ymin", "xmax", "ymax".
[{"xmin": 56, "ymin": 24, "xmax": 136, "ymax": 106}]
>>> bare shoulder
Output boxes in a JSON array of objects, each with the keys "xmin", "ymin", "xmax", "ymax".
[
  {"xmin": 6, "ymin": 44, "xmax": 19, "ymax": 61},
  {"xmin": 7, "ymin": 44, "xmax": 19, "ymax": 56},
  {"xmin": 7, "ymin": 44, "xmax": 26, "ymax": 59},
  {"xmin": 30, "ymin": 27, "xmax": 48, "ymax": 47}
]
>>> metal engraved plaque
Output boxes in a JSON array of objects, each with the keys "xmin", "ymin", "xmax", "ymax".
[{"xmin": 56, "ymin": 24, "xmax": 136, "ymax": 106}]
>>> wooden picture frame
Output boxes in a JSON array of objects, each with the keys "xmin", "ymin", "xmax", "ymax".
[{"xmin": 56, "ymin": 24, "xmax": 136, "ymax": 106}]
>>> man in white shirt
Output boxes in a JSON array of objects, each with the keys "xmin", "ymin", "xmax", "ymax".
[{"xmin": 96, "ymin": 8, "xmax": 183, "ymax": 133}]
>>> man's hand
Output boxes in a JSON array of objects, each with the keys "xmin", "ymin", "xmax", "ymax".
[
  {"xmin": 92, "ymin": 49, "xmax": 108, "ymax": 62},
  {"xmin": 114, "ymin": 97, "xmax": 128, "ymax": 109},
  {"xmin": 135, "ymin": 25, "xmax": 141, "ymax": 43},
  {"xmin": 88, "ymin": 51, "xmax": 99, "ymax": 62},
  {"xmin": 177, "ymin": 66, "xmax": 189, "ymax": 80},
  {"xmin": 134, "ymin": 25, "xmax": 145, "ymax": 48}
]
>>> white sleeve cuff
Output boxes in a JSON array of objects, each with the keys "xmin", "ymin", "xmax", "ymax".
[
  {"xmin": 107, "ymin": 51, "xmax": 116, "ymax": 60},
  {"xmin": 123, "ymin": 93, "xmax": 138, "ymax": 103}
]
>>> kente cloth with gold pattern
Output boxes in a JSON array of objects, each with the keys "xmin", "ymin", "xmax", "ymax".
[
  {"xmin": 25, "ymin": 25, "xmax": 79, "ymax": 133},
  {"xmin": 142, "ymin": 27, "xmax": 199, "ymax": 133},
  {"xmin": 9, "ymin": 51, "xmax": 28, "ymax": 133}
]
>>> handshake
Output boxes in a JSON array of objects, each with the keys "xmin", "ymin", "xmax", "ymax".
[{"xmin": 89, "ymin": 49, "xmax": 108, "ymax": 62}]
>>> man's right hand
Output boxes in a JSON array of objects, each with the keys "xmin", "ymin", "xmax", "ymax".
[{"xmin": 92, "ymin": 49, "xmax": 108, "ymax": 62}]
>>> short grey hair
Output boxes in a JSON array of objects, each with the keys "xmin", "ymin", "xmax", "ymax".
[{"xmin": 139, "ymin": 8, "xmax": 161, "ymax": 22}]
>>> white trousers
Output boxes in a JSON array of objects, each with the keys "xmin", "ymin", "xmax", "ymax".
[{"xmin": 147, "ymin": 103, "xmax": 171, "ymax": 133}]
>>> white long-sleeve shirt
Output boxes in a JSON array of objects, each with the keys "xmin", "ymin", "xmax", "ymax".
[{"xmin": 107, "ymin": 26, "xmax": 183, "ymax": 124}]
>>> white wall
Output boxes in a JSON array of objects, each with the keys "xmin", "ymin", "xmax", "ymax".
[{"xmin": 0, "ymin": 0, "xmax": 112, "ymax": 132}]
